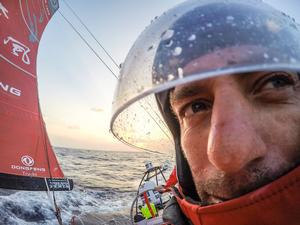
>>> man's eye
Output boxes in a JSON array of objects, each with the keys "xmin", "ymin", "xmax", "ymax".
[
  {"xmin": 254, "ymin": 72, "xmax": 298, "ymax": 94},
  {"xmin": 182, "ymin": 100, "xmax": 211, "ymax": 117}
]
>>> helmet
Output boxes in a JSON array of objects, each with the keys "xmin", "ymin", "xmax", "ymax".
[{"xmin": 110, "ymin": 0, "xmax": 300, "ymax": 198}]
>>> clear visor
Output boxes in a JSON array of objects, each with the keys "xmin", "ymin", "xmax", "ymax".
[{"xmin": 111, "ymin": 0, "xmax": 300, "ymax": 154}]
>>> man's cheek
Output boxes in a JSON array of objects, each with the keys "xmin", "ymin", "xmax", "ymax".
[
  {"xmin": 181, "ymin": 132, "xmax": 208, "ymax": 173},
  {"xmin": 261, "ymin": 111, "xmax": 300, "ymax": 167}
]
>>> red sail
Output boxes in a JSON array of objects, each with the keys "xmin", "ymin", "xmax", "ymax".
[{"xmin": 0, "ymin": 0, "xmax": 72, "ymax": 191}]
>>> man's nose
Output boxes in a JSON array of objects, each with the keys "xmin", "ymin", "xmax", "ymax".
[{"xmin": 207, "ymin": 84, "xmax": 267, "ymax": 174}]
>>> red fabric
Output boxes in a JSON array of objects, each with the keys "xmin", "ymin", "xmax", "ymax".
[
  {"xmin": 165, "ymin": 166, "xmax": 178, "ymax": 188},
  {"xmin": 0, "ymin": 0, "xmax": 63, "ymax": 178},
  {"xmin": 176, "ymin": 165, "xmax": 300, "ymax": 225}
]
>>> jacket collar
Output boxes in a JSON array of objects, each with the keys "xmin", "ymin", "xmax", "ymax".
[{"xmin": 175, "ymin": 165, "xmax": 300, "ymax": 225}]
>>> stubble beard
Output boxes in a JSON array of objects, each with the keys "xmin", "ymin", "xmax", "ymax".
[{"xmin": 195, "ymin": 158, "xmax": 300, "ymax": 206}]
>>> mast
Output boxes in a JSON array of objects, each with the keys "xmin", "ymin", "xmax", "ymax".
[{"xmin": 0, "ymin": 0, "xmax": 73, "ymax": 191}]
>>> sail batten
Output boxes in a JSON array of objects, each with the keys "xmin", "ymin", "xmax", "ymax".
[{"xmin": 0, "ymin": 0, "xmax": 73, "ymax": 191}]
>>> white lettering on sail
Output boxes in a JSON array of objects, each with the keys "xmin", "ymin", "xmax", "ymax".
[
  {"xmin": 0, "ymin": 81, "xmax": 21, "ymax": 97},
  {"xmin": 10, "ymin": 87, "xmax": 21, "ymax": 96},
  {"xmin": 48, "ymin": 181, "xmax": 71, "ymax": 190},
  {"xmin": 11, "ymin": 165, "xmax": 46, "ymax": 172},
  {"xmin": 22, "ymin": 172, "xmax": 37, "ymax": 176},
  {"xmin": 11, "ymin": 165, "xmax": 46, "ymax": 176},
  {"xmin": 0, "ymin": 2, "xmax": 9, "ymax": 19},
  {"xmin": 0, "ymin": 82, "xmax": 8, "ymax": 91},
  {"xmin": 3, "ymin": 36, "xmax": 31, "ymax": 65}
]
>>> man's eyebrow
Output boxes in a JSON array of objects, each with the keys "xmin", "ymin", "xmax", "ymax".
[
  {"xmin": 169, "ymin": 71, "xmax": 298, "ymax": 116},
  {"xmin": 170, "ymin": 85, "xmax": 206, "ymax": 104},
  {"xmin": 170, "ymin": 72, "xmax": 265, "ymax": 105}
]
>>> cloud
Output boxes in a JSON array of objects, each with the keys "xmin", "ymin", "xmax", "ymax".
[
  {"xmin": 67, "ymin": 125, "xmax": 80, "ymax": 130},
  {"xmin": 90, "ymin": 107, "xmax": 104, "ymax": 113}
]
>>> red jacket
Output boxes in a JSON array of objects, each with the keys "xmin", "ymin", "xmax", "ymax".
[
  {"xmin": 165, "ymin": 167, "xmax": 177, "ymax": 189},
  {"xmin": 173, "ymin": 165, "xmax": 300, "ymax": 225}
]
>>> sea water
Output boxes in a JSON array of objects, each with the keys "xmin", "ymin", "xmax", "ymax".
[{"xmin": 0, "ymin": 147, "xmax": 174, "ymax": 225}]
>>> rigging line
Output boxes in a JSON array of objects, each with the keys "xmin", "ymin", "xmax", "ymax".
[
  {"xmin": 58, "ymin": 10, "xmax": 119, "ymax": 79},
  {"xmin": 143, "ymin": 99, "xmax": 172, "ymax": 141},
  {"xmin": 37, "ymin": 101, "xmax": 63, "ymax": 224},
  {"xmin": 45, "ymin": 179, "xmax": 63, "ymax": 225},
  {"xmin": 139, "ymin": 101, "xmax": 173, "ymax": 143},
  {"xmin": 61, "ymin": 0, "xmax": 119, "ymax": 69},
  {"xmin": 59, "ymin": 7, "xmax": 171, "ymax": 146}
]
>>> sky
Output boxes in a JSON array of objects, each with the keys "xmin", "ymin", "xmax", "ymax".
[{"xmin": 37, "ymin": 0, "xmax": 300, "ymax": 151}]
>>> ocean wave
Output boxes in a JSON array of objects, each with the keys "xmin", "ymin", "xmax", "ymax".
[{"xmin": 0, "ymin": 147, "xmax": 174, "ymax": 224}]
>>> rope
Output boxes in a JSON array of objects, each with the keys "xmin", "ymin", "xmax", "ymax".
[
  {"xmin": 38, "ymin": 101, "xmax": 64, "ymax": 225},
  {"xmin": 45, "ymin": 178, "xmax": 63, "ymax": 225},
  {"xmin": 61, "ymin": 0, "xmax": 119, "ymax": 68},
  {"xmin": 58, "ymin": 10, "xmax": 119, "ymax": 79},
  {"xmin": 58, "ymin": 3, "xmax": 173, "ymax": 154}
]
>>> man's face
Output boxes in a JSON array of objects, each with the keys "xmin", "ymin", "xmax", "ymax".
[{"xmin": 170, "ymin": 71, "xmax": 300, "ymax": 205}]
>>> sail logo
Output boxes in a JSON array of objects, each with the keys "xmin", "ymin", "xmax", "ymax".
[
  {"xmin": 3, "ymin": 36, "xmax": 31, "ymax": 65},
  {"xmin": 21, "ymin": 155, "xmax": 34, "ymax": 167},
  {"xmin": 11, "ymin": 155, "xmax": 46, "ymax": 176},
  {"xmin": 0, "ymin": 81, "xmax": 21, "ymax": 97}
]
